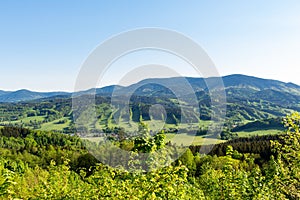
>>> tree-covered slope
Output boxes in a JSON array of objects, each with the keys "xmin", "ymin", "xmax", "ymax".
[{"xmin": 0, "ymin": 74, "xmax": 300, "ymax": 135}]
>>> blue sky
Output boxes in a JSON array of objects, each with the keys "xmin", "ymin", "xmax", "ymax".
[{"xmin": 0, "ymin": 0, "xmax": 300, "ymax": 91}]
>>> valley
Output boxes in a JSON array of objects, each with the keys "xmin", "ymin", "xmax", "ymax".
[{"xmin": 0, "ymin": 74, "xmax": 296, "ymax": 145}]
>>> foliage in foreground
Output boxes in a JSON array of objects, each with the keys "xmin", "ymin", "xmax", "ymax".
[{"xmin": 0, "ymin": 113, "xmax": 300, "ymax": 199}]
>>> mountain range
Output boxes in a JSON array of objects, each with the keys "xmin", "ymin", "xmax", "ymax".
[{"xmin": 1, "ymin": 74, "xmax": 300, "ymax": 103}]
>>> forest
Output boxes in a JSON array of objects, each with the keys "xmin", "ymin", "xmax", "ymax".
[{"xmin": 0, "ymin": 113, "xmax": 299, "ymax": 199}]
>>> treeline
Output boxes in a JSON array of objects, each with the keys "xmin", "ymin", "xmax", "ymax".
[
  {"xmin": 190, "ymin": 135, "xmax": 281, "ymax": 160},
  {"xmin": 231, "ymin": 117, "xmax": 283, "ymax": 132},
  {"xmin": 0, "ymin": 126, "xmax": 87, "ymax": 170},
  {"xmin": 0, "ymin": 126, "xmax": 31, "ymax": 138}
]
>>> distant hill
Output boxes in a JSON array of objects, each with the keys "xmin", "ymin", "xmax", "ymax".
[
  {"xmin": 106, "ymin": 74, "xmax": 300, "ymax": 122},
  {"xmin": 124, "ymin": 74, "xmax": 300, "ymax": 95},
  {"xmin": 1, "ymin": 74, "xmax": 300, "ymax": 108},
  {"xmin": 0, "ymin": 89, "xmax": 70, "ymax": 102},
  {"xmin": 222, "ymin": 74, "xmax": 300, "ymax": 94},
  {"xmin": 106, "ymin": 74, "xmax": 300, "ymax": 98},
  {"xmin": 0, "ymin": 90, "xmax": 10, "ymax": 96}
]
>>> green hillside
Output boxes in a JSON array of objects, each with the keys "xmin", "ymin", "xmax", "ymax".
[{"xmin": 0, "ymin": 75, "xmax": 299, "ymax": 141}]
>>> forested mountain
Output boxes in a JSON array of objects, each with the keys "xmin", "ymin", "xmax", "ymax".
[
  {"xmin": 1, "ymin": 74, "xmax": 300, "ymax": 103},
  {"xmin": 78, "ymin": 74, "xmax": 300, "ymax": 124},
  {"xmin": 121, "ymin": 74, "xmax": 300, "ymax": 96},
  {"xmin": 0, "ymin": 90, "xmax": 10, "ymax": 96}
]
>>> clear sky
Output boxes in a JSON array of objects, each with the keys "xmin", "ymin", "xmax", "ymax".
[{"xmin": 0, "ymin": 0, "xmax": 300, "ymax": 92}]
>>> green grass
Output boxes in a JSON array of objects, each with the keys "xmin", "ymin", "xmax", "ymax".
[
  {"xmin": 165, "ymin": 133, "xmax": 225, "ymax": 146},
  {"xmin": 81, "ymin": 137, "xmax": 104, "ymax": 144},
  {"xmin": 40, "ymin": 117, "xmax": 71, "ymax": 131},
  {"xmin": 80, "ymin": 133, "xmax": 224, "ymax": 147},
  {"xmin": 163, "ymin": 120, "xmax": 212, "ymax": 129},
  {"xmin": 236, "ymin": 129, "xmax": 282, "ymax": 137},
  {"xmin": 2, "ymin": 115, "xmax": 46, "ymax": 125},
  {"xmin": 17, "ymin": 116, "xmax": 46, "ymax": 123}
]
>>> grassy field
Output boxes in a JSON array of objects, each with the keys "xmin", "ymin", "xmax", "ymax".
[
  {"xmin": 236, "ymin": 129, "xmax": 283, "ymax": 137},
  {"xmin": 1, "ymin": 115, "xmax": 46, "ymax": 125},
  {"xmin": 81, "ymin": 137, "xmax": 104, "ymax": 144},
  {"xmin": 16, "ymin": 115, "xmax": 46, "ymax": 123},
  {"xmin": 165, "ymin": 133, "xmax": 225, "ymax": 146},
  {"xmin": 94, "ymin": 119, "xmax": 213, "ymax": 134},
  {"xmin": 80, "ymin": 134, "xmax": 224, "ymax": 146},
  {"xmin": 40, "ymin": 117, "xmax": 71, "ymax": 132}
]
